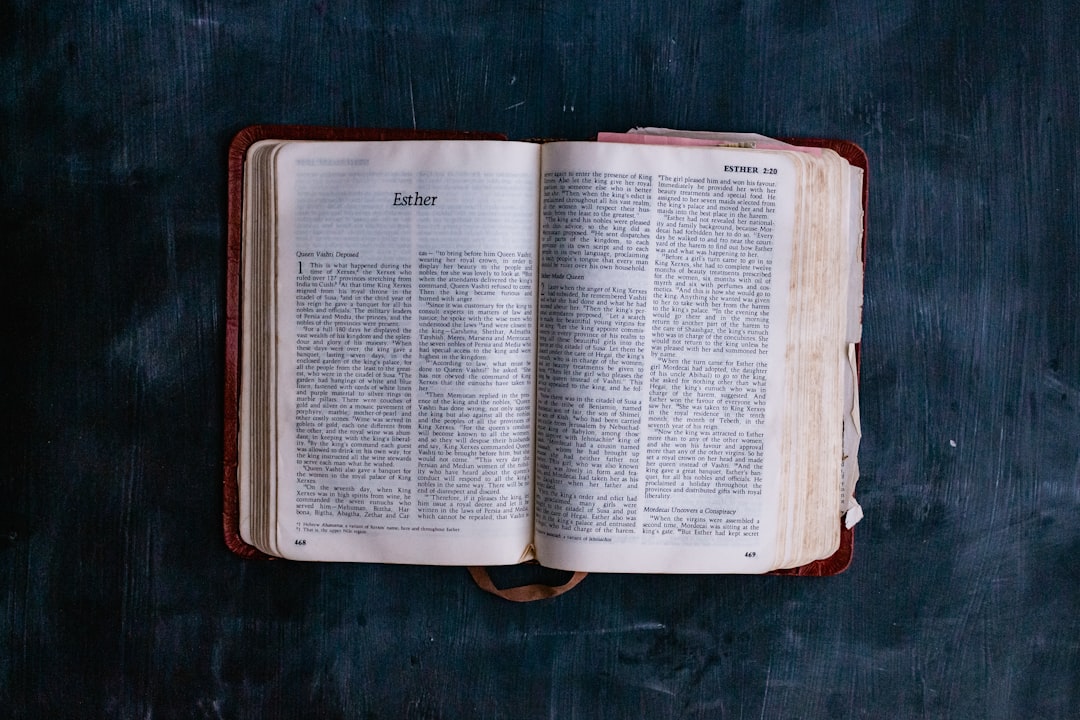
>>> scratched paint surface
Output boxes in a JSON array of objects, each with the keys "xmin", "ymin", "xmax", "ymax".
[{"xmin": 1, "ymin": 1, "xmax": 1078, "ymax": 717}]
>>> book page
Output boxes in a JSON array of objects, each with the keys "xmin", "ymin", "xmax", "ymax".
[
  {"xmin": 608, "ymin": 128, "xmax": 863, "ymax": 527},
  {"xmin": 271, "ymin": 140, "xmax": 540, "ymax": 565},
  {"xmin": 533, "ymin": 141, "xmax": 798, "ymax": 573}
]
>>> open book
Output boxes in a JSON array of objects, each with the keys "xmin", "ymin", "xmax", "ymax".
[{"xmin": 225, "ymin": 126, "xmax": 865, "ymax": 576}]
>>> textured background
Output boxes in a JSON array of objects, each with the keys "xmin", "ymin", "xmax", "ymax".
[{"xmin": 2, "ymin": 1, "xmax": 1078, "ymax": 717}]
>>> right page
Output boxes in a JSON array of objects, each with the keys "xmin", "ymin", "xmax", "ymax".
[{"xmin": 533, "ymin": 140, "xmax": 854, "ymax": 573}]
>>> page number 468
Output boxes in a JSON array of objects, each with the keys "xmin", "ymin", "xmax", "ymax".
[{"xmin": 745, "ymin": 551, "xmax": 756, "ymax": 557}]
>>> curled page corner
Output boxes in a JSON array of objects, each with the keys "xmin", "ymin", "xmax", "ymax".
[
  {"xmin": 847, "ymin": 343, "xmax": 862, "ymax": 435},
  {"xmin": 844, "ymin": 498, "xmax": 864, "ymax": 528},
  {"xmin": 840, "ymin": 343, "xmax": 862, "ymax": 518}
]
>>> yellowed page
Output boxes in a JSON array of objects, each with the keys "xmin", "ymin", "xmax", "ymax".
[{"xmin": 533, "ymin": 141, "xmax": 797, "ymax": 573}]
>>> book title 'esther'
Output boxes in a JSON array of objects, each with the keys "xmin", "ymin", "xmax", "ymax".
[{"xmin": 393, "ymin": 191, "xmax": 438, "ymax": 206}]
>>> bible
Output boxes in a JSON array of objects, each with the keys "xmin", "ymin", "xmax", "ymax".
[{"xmin": 224, "ymin": 125, "xmax": 865, "ymax": 578}]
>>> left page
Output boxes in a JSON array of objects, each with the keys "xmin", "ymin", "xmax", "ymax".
[{"xmin": 267, "ymin": 140, "xmax": 540, "ymax": 564}]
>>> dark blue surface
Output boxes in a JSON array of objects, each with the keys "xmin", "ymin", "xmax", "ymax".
[{"xmin": 2, "ymin": 1, "xmax": 1078, "ymax": 717}]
